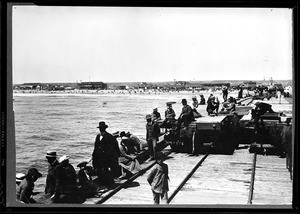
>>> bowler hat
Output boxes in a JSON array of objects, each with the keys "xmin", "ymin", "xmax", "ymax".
[
  {"xmin": 46, "ymin": 151, "xmax": 57, "ymax": 158},
  {"xmin": 181, "ymin": 99, "xmax": 187, "ymax": 104},
  {"xmin": 97, "ymin": 121, "xmax": 108, "ymax": 129},
  {"xmin": 27, "ymin": 168, "xmax": 42, "ymax": 178}
]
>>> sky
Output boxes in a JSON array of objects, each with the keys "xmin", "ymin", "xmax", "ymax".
[{"xmin": 12, "ymin": 6, "xmax": 293, "ymax": 84}]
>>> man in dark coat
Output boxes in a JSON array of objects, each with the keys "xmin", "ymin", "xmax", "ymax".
[
  {"xmin": 92, "ymin": 121, "xmax": 120, "ymax": 188},
  {"xmin": 45, "ymin": 151, "xmax": 59, "ymax": 195},
  {"xmin": 177, "ymin": 98, "xmax": 194, "ymax": 129},
  {"xmin": 146, "ymin": 114, "xmax": 161, "ymax": 161}
]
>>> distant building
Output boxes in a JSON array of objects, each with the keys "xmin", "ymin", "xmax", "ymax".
[
  {"xmin": 243, "ymin": 81, "xmax": 256, "ymax": 89},
  {"xmin": 77, "ymin": 82, "xmax": 107, "ymax": 90},
  {"xmin": 202, "ymin": 83, "xmax": 230, "ymax": 89}
]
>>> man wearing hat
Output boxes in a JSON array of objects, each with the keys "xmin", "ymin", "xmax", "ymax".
[
  {"xmin": 151, "ymin": 108, "xmax": 161, "ymax": 122},
  {"xmin": 162, "ymin": 102, "xmax": 176, "ymax": 129},
  {"xmin": 16, "ymin": 168, "xmax": 42, "ymax": 204},
  {"xmin": 45, "ymin": 151, "xmax": 59, "ymax": 195},
  {"xmin": 146, "ymin": 114, "xmax": 161, "ymax": 161},
  {"xmin": 92, "ymin": 121, "xmax": 120, "ymax": 188},
  {"xmin": 51, "ymin": 155, "xmax": 86, "ymax": 203},
  {"xmin": 177, "ymin": 98, "xmax": 194, "ymax": 129}
]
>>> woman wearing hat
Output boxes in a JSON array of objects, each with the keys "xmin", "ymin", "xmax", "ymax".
[{"xmin": 16, "ymin": 168, "xmax": 42, "ymax": 204}]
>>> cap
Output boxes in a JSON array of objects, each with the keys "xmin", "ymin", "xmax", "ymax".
[{"xmin": 146, "ymin": 114, "xmax": 152, "ymax": 120}]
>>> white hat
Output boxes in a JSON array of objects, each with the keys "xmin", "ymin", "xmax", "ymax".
[
  {"xmin": 58, "ymin": 155, "xmax": 69, "ymax": 163},
  {"xmin": 16, "ymin": 173, "xmax": 26, "ymax": 183},
  {"xmin": 121, "ymin": 136, "xmax": 129, "ymax": 140}
]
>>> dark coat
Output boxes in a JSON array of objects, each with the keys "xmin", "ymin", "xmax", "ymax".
[
  {"xmin": 45, "ymin": 161, "xmax": 58, "ymax": 194},
  {"xmin": 146, "ymin": 121, "xmax": 160, "ymax": 141},
  {"xmin": 92, "ymin": 132, "xmax": 120, "ymax": 170}
]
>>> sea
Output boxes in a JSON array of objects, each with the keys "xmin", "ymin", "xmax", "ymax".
[{"xmin": 13, "ymin": 89, "xmax": 244, "ymax": 193}]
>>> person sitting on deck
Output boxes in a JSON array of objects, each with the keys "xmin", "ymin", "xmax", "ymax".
[
  {"xmin": 120, "ymin": 131, "xmax": 143, "ymax": 152},
  {"xmin": 206, "ymin": 96, "xmax": 219, "ymax": 116},
  {"xmin": 219, "ymin": 97, "xmax": 236, "ymax": 114},
  {"xmin": 199, "ymin": 94, "xmax": 206, "ymax": 105},
  {"xmin": 76, "ymin": 161, "xmax": 104, "ymax": 198},
  {"xmin": 51, "ymin": 155, "xmax": 86, "ymax": 204},
  {"xmin": 151, "ymin": 108, "xmax": 161, "ymax": 122},
  {"xmin": 117, "ymin": 137, "xmax": 143, "ymax": 180},
  {"xmin": 17, "ymin": 168, "xmax": 42, "ymax": 204},
  {"xmin": 161, "ymin": 102, "xmax": 176, "ymax": 129},
  {"xmin": 177, "ymin": 98, "xmax": 194, "ymax": 130},
  {"xmin": 190, "ymin": 96, "xmax": 202, "ymax": 118},
  {"xmin": 45, "ymin": 151, "xmax": 59, "ymax": 196}
]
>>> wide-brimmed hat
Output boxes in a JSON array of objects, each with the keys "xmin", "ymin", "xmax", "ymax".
[
  {"xmin": 27, "ymin": 168, "xmax": 42, "ymax": 178},
  {"xmin": 97, "ymin": 121, "xmax": 108, "ymax": 129},
  {"xmin": 46, "ymin": 151, "xmax": 57, "ymax": 158},
  {"xmin": 58, "ymin": 155, "xmax": 69, "ymax": 163},
  {"xmin": 120, "ymin": 131, "xmax": 126, "ymax": 138},
  {"xmin": 166, "ymin": 101, "xmax": 176, "ymax": 106},
  {"xmin": 77, "ymin": 161, "xmax": 88, "ymax": 168},
  {"xmin": 16, "ymin": 173, "xmax": 26, "ymax": 183}
]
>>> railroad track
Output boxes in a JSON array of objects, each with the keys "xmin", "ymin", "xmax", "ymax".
[{"xmin": 93, "ymin": 148, "xmax": 269, "ymax": 205}]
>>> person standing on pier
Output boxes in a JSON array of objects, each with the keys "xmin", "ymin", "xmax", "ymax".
[
  {"xmin": 162, "ymin": 102, "xmax": 176, "ymax": 129},
  {"xmin": 147, "ymin": 151, "xmax": 169, "ymax": 204},
  {"xmin": 92, "ymin": 121, "xmax": 120, "ymax": 188},
  {"xmin": 146, "ymin": 114, "xmax": 161, "ymax": 161},
  {"xmin": 222, "ymin": 85, "xmax": 229, "ymax": 102},
  {"xmin": 45, "ymin": 151, "xmax": 59, "ymax": 195}
]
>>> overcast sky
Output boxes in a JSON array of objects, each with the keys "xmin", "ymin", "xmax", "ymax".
[{"xmin": 12, "ymin": 6, "xmax": 293, "ymax": 84}]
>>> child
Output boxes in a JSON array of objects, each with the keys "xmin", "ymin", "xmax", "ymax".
[
  {"xmin": 16, "ymin": 168, "xmax": 42, "ymax": 204},
  {"xmin": 147, "ymin": 151, "xmax": 169, "ymax": 204}
]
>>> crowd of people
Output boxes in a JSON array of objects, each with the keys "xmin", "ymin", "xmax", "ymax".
[{"xmin": 16, "ymin": 87, "xmax": 293, "ymax": 204}]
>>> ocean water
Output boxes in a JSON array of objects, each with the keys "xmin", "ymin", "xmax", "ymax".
[{"xmin": 13, "ymin": 90, "xmax": 240, "ymax": 192}]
